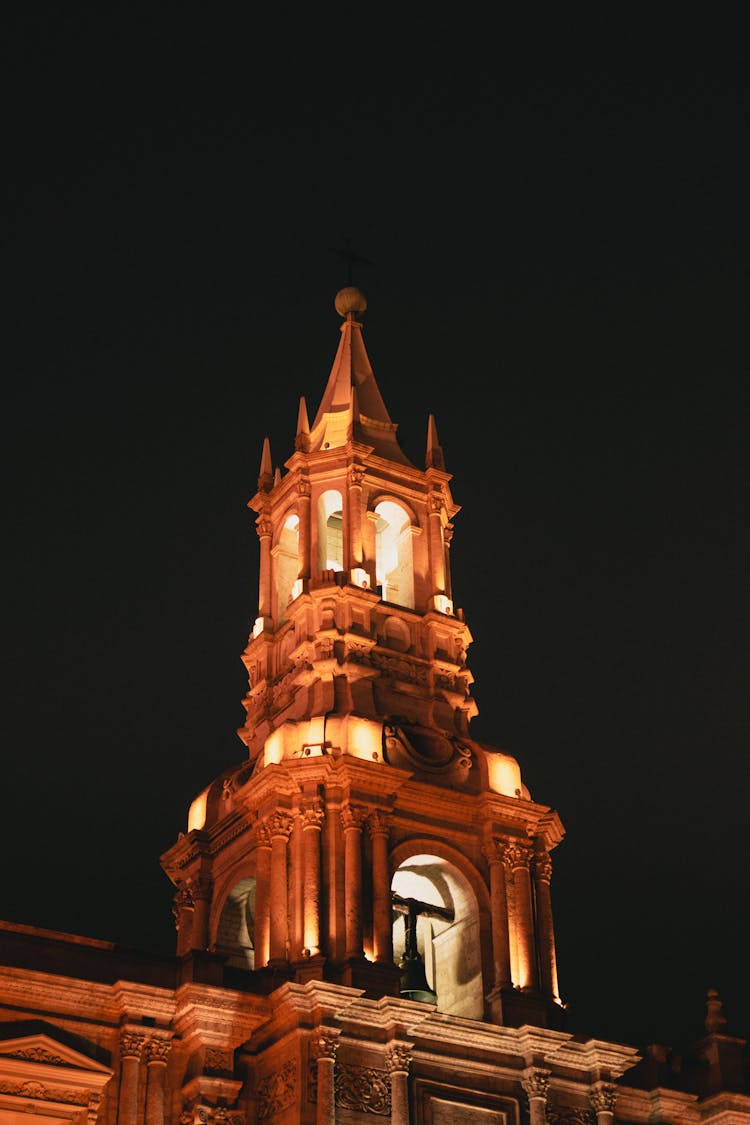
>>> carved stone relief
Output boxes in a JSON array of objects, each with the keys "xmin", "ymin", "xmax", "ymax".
[{"xmin": 256, "ymin": 1059, "xmax": 297, "ymax": 1120}]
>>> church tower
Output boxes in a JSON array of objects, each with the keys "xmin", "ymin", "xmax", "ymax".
[{"xmin": 161, "ymin": 286, "xmax": 565, "ymax": 1031}]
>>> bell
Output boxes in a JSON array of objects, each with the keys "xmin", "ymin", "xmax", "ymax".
[{"xmin": 399, "ymin": 950, "xmax": 437, "ymax": 1004}]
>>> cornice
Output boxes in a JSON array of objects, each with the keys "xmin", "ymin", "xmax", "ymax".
[
  {"xmin": 478, "ymin": 797, "xmax": 566, "ymax": 848},
  {"xmin": 112, "ymin": 981, "xmax": 176, "ymax": 1025},
  {"xmin": 173, "ymin": 983, "xmax": 270, "ymax": 1049},
  {"xmin": 547, "ymin": 1037, "xmax": 641, "ymax": 1081},
  {"xmin": 615, "ymin": 1086, "xmax": 700, "ymax": 1125},
  {"xmin": 0, "ymin": 967, "xmax": 120, "ymax": 1025},
  {"xmin": 326, "ymin": 754, "xmax": 413, "ymax": 803}
]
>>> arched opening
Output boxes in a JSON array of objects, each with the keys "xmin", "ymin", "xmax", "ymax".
[
  {"xmin": 374, "ymin": 500, "xmax": 414, "ymax": 609},
  {"xmin": 318, "ymin": 489, "xmax": 344, "ymax": 573},
  {"xmin": 275, "ymin": 513, "xmax": 300, "ymax": 623},
  {"xmin": 215, "ymin": 877, "xmax": 256, "ymax": 970},
  {"xmin": 391, "ymin": 854, "xmax": 483, "ymax": 1018}
]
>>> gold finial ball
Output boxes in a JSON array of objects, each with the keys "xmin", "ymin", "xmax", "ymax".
[{"xmin": 334, "ymin": 286, "xmax": 367, "ymax": 318}]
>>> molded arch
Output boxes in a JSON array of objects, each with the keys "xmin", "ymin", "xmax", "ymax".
[
  {"xmin": 372, "ymin": 498, "xmax": 417, "ymax": 609},
  {"xmin": 273, "ymin": 506, "xmax": 300, "ymax": 548},
  {"xmin": 389, "ymin": 838, "xmax": 491, "ymax": 915},
  {"xmin": 274, "ymin": 510, "xmax": 301, "ymax": 623},
  {"xmin": 367, "ymin": 493, "xmax": 419, "ymax": 528},
  {"xmin": 209, "ymin": 861, "xmax": 258, "ymax": 951},
  {"xmin": 389, "ymin": 837, "xmax": 492, "ymax": 1019},
  {"xmin": 317, "ymin": 488, "xmax": 344, "ymax": 572}
]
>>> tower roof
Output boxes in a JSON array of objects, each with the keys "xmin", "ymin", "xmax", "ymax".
[{"xmin": 309, "ymin": 287, "xmax": 413, "ymax": 465}]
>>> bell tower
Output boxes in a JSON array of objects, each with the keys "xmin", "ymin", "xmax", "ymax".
[{"xmin": 161, "ymin": 286, "xmax": 565, "ymax": 1030}]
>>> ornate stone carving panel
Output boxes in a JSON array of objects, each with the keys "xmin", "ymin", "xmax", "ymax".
[
  {"xmin": 335, "ymin": 1063, "xmax": 390, "ymax": 1115},
  {"xmin": 256, "ymin": 1059, "xmax": 297, "ymax": 1120}
]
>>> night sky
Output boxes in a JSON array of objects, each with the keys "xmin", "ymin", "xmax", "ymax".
[{"xmin": 3, "ymin": 13, "xmax": 748, "ymax": 1057}]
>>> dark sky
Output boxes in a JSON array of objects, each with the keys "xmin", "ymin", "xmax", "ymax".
[{"xmin": 3, "ymin": 12, "xmax": 748, "ymax": 1057}]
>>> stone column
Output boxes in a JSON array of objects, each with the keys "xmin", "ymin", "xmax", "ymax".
[
  {"xmin": 312, "ymin": 1028, "xmax": 339, "ymax": 1125},
  {"xmin": 190, "ymin": 876, "xmax": 212, "ymax": 951},
  {"xmin": 533, "ymin": 847, "xmax": 560, "ymax": 1000},
  {"xmin": 257, "ymin": 515, "xmax": 273, "ymax": 620},
  {"xmin": 348, "ymin": 467, "xmax": 365, "ymax": 568},
  {"xmin": 253, "ymin": 820, "xmax": 272, "ymax": 966},
  {"xmin": 364, "ymin": 510, "xmax": 379, "ymax": 591},
  {"xmin": 300, "ymin": 800, "xmax": 325, "ymax": 956},
  {"xmin": 522, "ymin": 1068, "xmax": 551, "ymax": 1125},
  {"xmin": 427, "ymin": 493, "xmax": 446, "ymax": 597},
  {"xmin": 341, "ymin": 804, "xmax": 367, "ymax": 959},
  {"xmin": 118, "ymin": 1030, "xmax": 144, "ymax": 1125},
  {"xmin": 482, "ymin": 840, "xmax": 512, "ymax": 988},
  {"xmin": 386, "ymin": 1044, "xmax": 412, "ymax": 1125},
  {"xmin": 172, "ymin": 884, "xmax": 195, "ymax": 958},
  {"xmin": 589, "ymin": 1084, "xmax": 618, "ymax": 1125},
  {"xmin": 268, "ymin": 810, "xmax": 294, "ymax": 964},
  {"xmin": 506, "ymin": 843, "xmax": 537, "ymax": 991},
  {"xmin": 368, "ymin": 811, "xmax": 392, "ymax": 964},
  {"xmin": 144, "ymin": 1037, "xmax": 170, "ymax": 1125},
  {"xmin": 298, "ymin": 479, "xmax": 311, "ymax": 580},
  {"xmin": 443, "ymin": 523, "xmax": 454, "ymax": 599}
]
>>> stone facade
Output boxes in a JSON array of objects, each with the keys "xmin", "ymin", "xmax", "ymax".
[{"xmin": 1, "ymin": 289, "xmax": 747, "ymax": 1123}]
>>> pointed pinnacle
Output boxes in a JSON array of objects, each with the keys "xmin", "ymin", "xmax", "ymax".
[
  {"xmin": 426, "ymin": 413, "xmax": 446, "ymax": 470},
  {"xmin": 295, "ymin": 396, "xmax": 310, "ymax": 452},
  {"xmin": 297, "ymin": 395, "xmax": 310, "ymax": 435},
  {"xmin": 258, "ymin": 436, "xmax": 274, "ymax": 492},
  {"xmin": 273, "ymin": 466, "xmax": 282, "ymax": 487}
]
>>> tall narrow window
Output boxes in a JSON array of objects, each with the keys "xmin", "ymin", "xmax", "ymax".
[
  {"xmin": 275, "ymin": 513, "xmax": 299, "ymax": 623},
  {"xmin": 375, "ymin": 500, "xmax": 414, "ymax": 609},
  {"xmin": 318, "ymin": 489, "xmax": 344, "ymax": 573}
]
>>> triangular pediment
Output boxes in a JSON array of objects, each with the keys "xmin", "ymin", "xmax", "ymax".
[{"xmin": 0, "ymin": 1026, "xmax": 111, "ymax": 1074}]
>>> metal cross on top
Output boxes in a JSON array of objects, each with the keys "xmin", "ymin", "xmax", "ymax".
[{"xmin": 329, "ymin": 236, "xmax": 372, "ymax": 286}]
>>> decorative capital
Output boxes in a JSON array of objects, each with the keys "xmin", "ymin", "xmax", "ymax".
[
  {"xmin": 297, "ymin": 478, "xmax": 311, "ymax": 497},
  {"xmin": 145, "ymin": 1036, "xmax": 171, "ymax": 1065},
  {"xmin": 299, "ymin": 800, "xmax": 325, "ymax": 831},
  {"xmin": 522, "ymin": 1068, "xmax": 551, "ymax": 1101},
  {"xmin": 189, "ymin": 875, "xmax": 212, "ymax": 902},
  {"xmin": 385, "ymin": 1043, "xmax": 412, "ymax": 1075},
  {"xmin": 174, "ymin": 883, "xmax": 195, "ymax": 912},
  {"xmin": 340, "ymin": 804, "xmax": 367, "ymax": 832},
  {"xmin": 504, "ymin": 841, "xmax": 533, "ymax": 872},
  {"xmin": 253, "ymin": 819, "xmax": 273, "ymax": 848},
  {"xmin": 428, "ymin": 492, "xmax": 444, "ymax": 515},
  {"xmin": 349, "ymin": 466, "xmax": 366, "ymax": 488},
  {"xmin": 482, "ymin": 838, "xmax": 506, "ymax": 866},
  {"xmin": 311, "ymin": 1028, "xmax": 339, "ymax": 1061},
  {"xmin": 589, "ymin": 1085, "xmax": 618, "ymax": 1115},
  {"xmin": 119, "ymin": 1030, "xmax": 146, "ymax": 1060},
  {"xmin": 534, "ymin": 851, "xmax": 553, "ymax": 883},
  {"xmin": 366, "ymin": 809, "xmax": 391, "ymax": 838},
  {"xmin": 265, "ymin": 810, "xmax": 294, "ymax": 840},
  {"xmin": 443, "ymin": 522, "xmax": 454, "ymax": 545},
  {"xmin": 257, "ymin": 516, "xmax": 274, "ymax": 539}
]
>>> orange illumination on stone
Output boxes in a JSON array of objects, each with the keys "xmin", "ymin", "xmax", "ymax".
[
  {"xmin": 485, "ymin": 751, "xmax": 523, "ymax": 798},
  {"xmin": 187, "ymin": 789, "xmax": 208, "ymax": 832}
]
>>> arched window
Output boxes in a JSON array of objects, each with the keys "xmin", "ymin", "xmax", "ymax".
[
  {"xmin": 318, "ymin": 489, "xmax": 344, "ymax": 573},
  {"xmin": 392, "ymin": 854, "xmax": 483, "ymax": 1018},
  {"xmin": 374, "ymin": 500, "xmax": 414, "ymax": 609},
  {"xmin": 275, "ymin": 513, "xmax": 299, "ymax": 623},
  {"xmin": 215, "ymin": 877, "xmax": 255, "ymax": 970}
]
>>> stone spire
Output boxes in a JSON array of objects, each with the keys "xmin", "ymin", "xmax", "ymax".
[
  {"xmin": 257, "ymin": 435, "xmax": 273, "ymax": 492},
  {"xmin": 295, "ymin": 395, "xmax": 310, "ymax": 451},
  {"xmin": 308, "ymin": 287, "xmax": 412, "ymax": 465},
  {"xmin": 426, "ymin": 413, "xmax": 446, "ymax": 470}
]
